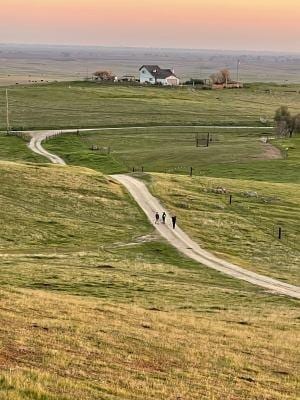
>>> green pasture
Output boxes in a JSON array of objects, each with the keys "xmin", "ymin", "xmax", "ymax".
[
  {"xmin": 1, "ymin": 81, "xmax": 300, "ymax": 130},
  {"xmin": 0, "ymin": 81, "xmax": 299, "ymax": 399},
  {"xmin": 44, "ymin": 127, "xmax": 300, "ymax": 183},
  {"xmin": 199, "ymin": 136, "xmax": 300, "ymax": 183},
  {"xmin": 149, "ymin": 173, "xmax": 300, "ymax": 285},
  {"xmin": 43, "ymin": 126, "xmax": 274, "ymax": 171}
]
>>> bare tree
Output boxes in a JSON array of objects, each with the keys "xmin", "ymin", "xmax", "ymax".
[
  {"xmin": 220, "ymin": 69, "xmax": 231, "ymax": 84},
  {"xmin": 209, "ymin": 73, "xmax": 219, "ymax": 84},
  {"xmin": 94, "ymin": 71, "xmax": 116, "ymax": 81},
  {"xmin": 210, "ymin": 69, "xmax": 232, "ymax": 84}
]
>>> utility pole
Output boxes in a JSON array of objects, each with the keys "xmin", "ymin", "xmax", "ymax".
[
  {"xmin": 237, "ymin": 59, "xmax": 240, "ymax": 83},
  {"xmin": 6, "ymin": 89, "xmax": 10, "ymax": 135}
]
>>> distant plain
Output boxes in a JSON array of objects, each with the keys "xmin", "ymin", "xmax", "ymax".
[{"xmin": 1, "ymin": 44, "xmax": 300, "ymax": 85}]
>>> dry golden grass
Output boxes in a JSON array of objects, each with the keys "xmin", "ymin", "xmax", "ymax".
[
  {"xmin": 0, "ymin": 284, "xmax": 299, "ymax": 400},
  {"xmin": 0, "ymin": 162, "xmax": 299, "ymax": 399}
]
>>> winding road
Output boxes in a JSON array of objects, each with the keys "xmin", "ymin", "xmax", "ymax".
[{"xmin": 27, "ymin": 128, "xmax": 300, "ymax": 299}]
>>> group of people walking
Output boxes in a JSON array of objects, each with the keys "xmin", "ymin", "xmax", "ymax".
[{"xmin": 155, "ymin": 211, "xmax": 177, "ymax": 229}]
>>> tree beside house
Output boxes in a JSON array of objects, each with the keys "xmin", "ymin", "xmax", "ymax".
[{"xmin": 93, "ymin": 71, "xmax": 118, "ymax": 82}]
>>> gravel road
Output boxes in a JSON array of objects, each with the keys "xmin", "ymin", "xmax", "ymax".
[
  {"xmin": 26, "ymin": 128, "xmax": 300, "ymax": 299},
  {"xmin": 112, "ymin": 174, "xmax": 300, "ymax": 299}
]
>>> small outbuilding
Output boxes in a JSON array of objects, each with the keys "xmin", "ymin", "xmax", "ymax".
[{"xmin": 119, "ymin": 75, "xmax": 137, "ymax": 82}]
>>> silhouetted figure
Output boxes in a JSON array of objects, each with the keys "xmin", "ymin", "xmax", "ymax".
[
  {"xmin": 162, "ymin": 212, "xmax": 166, "ymax": 224},
  {"xmin": 171, "ymin": 215, "xmax": 177, "ymax": 229},
  {"xmin": 155, "ymin": 212, "xmax": 160, "ymax": 224}
]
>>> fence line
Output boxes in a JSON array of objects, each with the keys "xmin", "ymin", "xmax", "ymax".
[
  {"xmin": 130, "ymin": 166, "xmax": 299, "ymax": 249},
  {"xmin": 8, "ymin": 131, "xmax": 30, "ymax": 141}
]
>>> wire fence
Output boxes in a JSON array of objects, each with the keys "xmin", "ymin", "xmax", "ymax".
[
  {"xmin": 130, "ymin": 166, "xmax": 299, "ymax": 250},
  {"xmin": 219, "ymin": 193, "xmax": 299, "ymax": 250},
  {"xmin": 206, "ymin": 185, "xmax": 299, "ymax": 250},
  {"xmin": 8, "ymin": 131, "xmax": 31, "ymax": 142},
  {"xmin": 4, "ymin": 129, "xmax": 297, "ymax": 250}
]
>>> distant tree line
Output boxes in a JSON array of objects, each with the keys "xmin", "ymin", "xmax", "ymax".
[{"xmin": 274, "ymin": 106, "xmax": 300, "ymax": 137}]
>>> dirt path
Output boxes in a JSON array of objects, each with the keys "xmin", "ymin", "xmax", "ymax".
[
  {"xmin": 112, "ymin": 174, "xmax": 300, "ymax": 299},
  {"xmin": 28, "ymin": 130, "xmax": 67, "ymax": 164},
  {"xmin": 26, "ymin": 128, "xmax": 300, "ymax": 299}
]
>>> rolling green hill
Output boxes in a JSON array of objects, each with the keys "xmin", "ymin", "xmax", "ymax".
[
  {"xmin": 0, "ymin": 81, "xmax": 299, "ymax": 399},
  {"xmin": 149, "ymin": 173, "xmax": 300, "ymax": 285},
  {"xmin": 0, "ymin": 161, "xmax": 299, "ymax": 400},
  {"xmin": 43, "ymin": 127, "xmax": 273, "ymax": 174}
]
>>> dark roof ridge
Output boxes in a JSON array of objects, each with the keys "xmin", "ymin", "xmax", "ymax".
[{"xmin": 140, "ymin": 65, "xmax": 178, "ymax": 79}]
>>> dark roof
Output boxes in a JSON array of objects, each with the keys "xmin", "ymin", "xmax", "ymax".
[{"xmin": 139, "ymin": 65, "xmax": 178, "ymax": 79}]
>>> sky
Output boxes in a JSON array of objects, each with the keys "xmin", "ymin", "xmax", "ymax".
[{"xmin": 1, "ymin": 0, "xmax": 300, "ymax": 52}]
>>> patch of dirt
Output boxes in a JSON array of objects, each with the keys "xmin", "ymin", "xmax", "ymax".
[
  {"xmin": 112, "ymin": 234, "xmax": 159, "ymax": 249},
  {"xmin": 260, "ymin": 142, "xmax": 282, "ymax": 160},
  {"xmin": 135, "ymin": 234, "xmax": 158, "ymax": 243}
]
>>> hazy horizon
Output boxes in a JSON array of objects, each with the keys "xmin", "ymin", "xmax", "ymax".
[{"xmin": 1, "ymin": 42, "xmax": 300, "ymax": 56}]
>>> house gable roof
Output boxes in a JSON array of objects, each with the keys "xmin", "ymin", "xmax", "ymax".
[{"xmin": 139, "ymin": 65, "xmax": 178, "ymax": 79}]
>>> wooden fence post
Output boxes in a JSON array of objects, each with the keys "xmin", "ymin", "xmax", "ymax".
[{"xmin": 206, "ymin": 133, "xmax": 210, "ymax": 147}]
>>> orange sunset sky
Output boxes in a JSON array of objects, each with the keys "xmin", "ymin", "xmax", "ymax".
[{"xmin": 1, "ymin": 0, "xmax": 300, "ymax": 52}]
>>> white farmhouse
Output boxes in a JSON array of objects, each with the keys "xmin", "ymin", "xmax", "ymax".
[{"xmin": 139, "ymin": 65, "xmax": 180, "ymax": 86}]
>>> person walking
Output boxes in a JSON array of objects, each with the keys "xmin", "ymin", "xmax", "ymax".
[
  {"xmin": 162, "ymin": 212, "xmax": 166, "ymax": 224},
  {"xmin": 171, "ymin": 215, "xmax": 177, "ymax": 229},
  {"xmin": 155, "ymin": 212, "xmax": 160, "ymax": 224}
]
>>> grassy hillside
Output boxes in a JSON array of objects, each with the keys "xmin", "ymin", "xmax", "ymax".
[
  {"xmin": 0, "ymin": 134, "xmax": 46, "ymax": 164},
  {"xmin": 1, "ymin": 81, "xmax": 300, "ymax": 130},
  {"xmin": 42, "ymin": 127, "xmax": 300, "ymax": 285},
  {"xmin": 199, "ymin": 136, "xmax": 300, "ymax": 183},
  {"xmin": 0, "ymin": 161, "xmax": 149, "ymax": 251},
  {"xmin": 0, "ymin": 161, "xmax": 299, "ymax": 400},
  {"xmin": 44, "ymin": 129, "xmax": 300, "ymax": 184},
  {"xmin": 149, "ymin": 173, "xmax": 300, "ymax": 285},
  {"xmin": 44, "ymin": 127, "xmax": 277, "ymax": 175}
]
